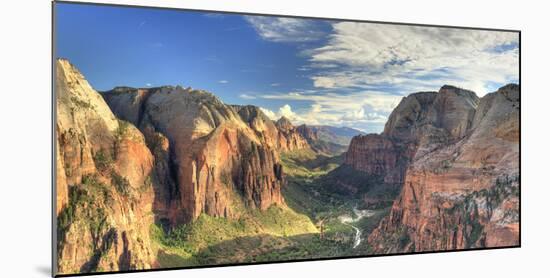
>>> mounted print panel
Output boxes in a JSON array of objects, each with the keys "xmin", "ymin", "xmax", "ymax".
[{"xmin": 53, "ymin": 1, "xmax": 520, "ymax": 276}]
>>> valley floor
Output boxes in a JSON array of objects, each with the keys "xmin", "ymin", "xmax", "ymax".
[{"xmin": 151, "ymin": 149, "xmax": 391, "ymax": 268}]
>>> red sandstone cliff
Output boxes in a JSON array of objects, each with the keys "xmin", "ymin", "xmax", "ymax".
[
  {"xmin": 102, "ymin": 87, "xmax": 286, "ymax": 225},
  {"xmin": 366, "ymin": 84, "xmax": 519, "ymax": 252},
  {"xmin": 274, "ymin": 116, "xmax": 310, "ymax": 151},
  {"xmin": 55, "ymin": 59, "xmax": 156, "ymax": 274},
  {"xmin": 340, "ymin": 87, "xmax": 481, "ymax": 206}
]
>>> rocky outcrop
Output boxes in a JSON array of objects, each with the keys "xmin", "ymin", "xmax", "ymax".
[
  {"xmin": 339, "ymin": 86, "xmax": 481, "ymax": 206},
  {"xmin": 367, "ymin": 84, "xmax": 519, "ymax": 252},
  {"xmin": 232, "ymin": 105, "xmax": 282, "ymax": 150},
  {"xmin": 102, "ymin": 87, "xmax": 285, "ymax": 225},
  {"xmin": 296, "ymin": 124, "xmax": 319, "ymax": 142},
  {"xmin": 274, "ymin": 116, "xmax": 310, "ymax": 151},
  {"xmin": 55, "ymin": 59, "xmax": 156, "ymax": 274}
]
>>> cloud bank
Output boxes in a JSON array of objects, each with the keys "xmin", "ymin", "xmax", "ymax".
[
  {"xmin": 245, "ymin": 16, "xmax": 519, "ymax": 133},
  {"xmin": 309, "ymin": 22, "xmax": 518, "ymax": 95},
  {"xmin": 244, "ymin": 16, "xmax": 327, "ymax": 43}
]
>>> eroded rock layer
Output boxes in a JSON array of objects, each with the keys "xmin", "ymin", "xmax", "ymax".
[
  {"xmin": 55, "ymin": 59, "xmax": 156, "ymax": 274},
  {"xmin": 367, "ymin": 84, "xmax": 519, "ymax": 252},
  {"xmin": 274, "ymin": 116, "xmax": 310, "ymax": 151},
  {"xmin": 102, "ymin": 87, "xmax": 287, "ymax": 225},
  {"xmin": 338, "ymin": 86, "xmax": 483, "ymax": 207}
]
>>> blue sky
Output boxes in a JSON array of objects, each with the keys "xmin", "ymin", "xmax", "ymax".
[{"xmin": 55, "ymin": 3, "xmax": 519, "ymax": 133}]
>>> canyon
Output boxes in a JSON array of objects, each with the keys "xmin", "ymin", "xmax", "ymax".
[{"xmin": 55, "ymin": 58, "xmax": 519, "ymax": 274}]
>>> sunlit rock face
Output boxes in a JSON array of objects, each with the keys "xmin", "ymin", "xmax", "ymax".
[
  {"xmin": 367, "ymin": 84, "xmax": 519, "ymax": 253},
  {"xmin": 56, "ymin": 59, "xmax": 156, "ymax": 274},
  {"xmin": 274, "ymin": 116, "xmax": 310, "ymax": 151},
  {"xmin": 102, "ymin": 86, "xmax": 287, "ymax": 225}
]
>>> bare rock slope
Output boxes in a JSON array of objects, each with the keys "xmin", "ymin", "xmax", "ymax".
[
  {"xmin": 366, "ymin": 84, "xmax": 519, "ymax": 252},
  {"xmin": 102, "ymin": 87, "xmax": 290, "ymax": 225},
  {"xmin": 55, "ymin": 59, "xmax": 156, "ymax": 274}
]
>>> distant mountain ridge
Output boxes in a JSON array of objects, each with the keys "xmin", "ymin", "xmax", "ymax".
[
  {"xmin": 296, "ymin": 124, "xmax": 364, "ymax": 155},
  {"xmin": 307, "ymin": 125, "xmax": 365, "ymax": 144}
]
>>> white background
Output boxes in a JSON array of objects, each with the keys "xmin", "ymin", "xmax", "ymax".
[{"xmin": 0, "ymin": 0, "xmax": 548, "ymax": 277}]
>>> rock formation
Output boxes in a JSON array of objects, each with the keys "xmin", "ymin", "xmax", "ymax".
[
  {"xmin": 102, "ymin": 87, "xmax": 286, "ymax": 225},
  {"xmin": 367, "ymin": 84, "xmax": 519, "ymax": 252},
  {"xmin": 338, "ymin": 86, "xmax": 482, "ymax": 207},
  {"xmin": 55, "ymin": 59, "xmax": 156, "ymax": 274},
  {"xmin": 232, "ymin": 105, "xmax": 310, "ymax": 153},
  {"xmin": 274, "ymin": 116, "xmax": 310, "ymax": 151}
]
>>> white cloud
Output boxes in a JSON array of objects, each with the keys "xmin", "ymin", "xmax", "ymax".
[
  {"xmin": 262, "ymin": 91, "xmax": 400, "ymax": 114},
  {"xmin": 343, "ymin": 108, "xmax": 365, "ymax": 121},
  {"xmin": 218, "ymin": 80, "xmax": 229, "ymax": 84},
  {"xmin": 308, "ymin": 22, "xmax": 519, "ymax": 96},
  {"xmin": 260, "ymin": 104, "xmax": 302, "ymax": 122},
  {"xmin": 239, "ymin": 93, "xmax": 256, "ymax": 99},
  {"xmin": 244, "ymin": 16, "xmax": 326, "ymax": 43},
  {"xmin": 145, "ymin": 83, "xmax": 152, "ymax": 87},
  {"xmin": 271, "ymin": 83, "xmax": 281, "ymax": 87},
  {"xmin": 279, "ymin": 104, "xmax": 297, "ymax": 119},
  {"xmin": 311, "ymin": 103, "xmax": 322, "ymax": 113},
  {"xmin": 260, "ymin": 107, "xmax": 278, "ymax": 120},
  {"xmin": 258, "ymin": 90, "xmax": 401, "ymax": 132}
]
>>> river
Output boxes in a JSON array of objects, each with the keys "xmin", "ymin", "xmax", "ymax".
[{"xmin": 338, "ymin": 208, "xmax": 376, "ymax": 248}]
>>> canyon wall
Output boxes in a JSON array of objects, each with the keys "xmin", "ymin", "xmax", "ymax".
[
  {"xmin": 102, "ymin": 87, "xmax": 288, "ymax": 225},
  {"xmin": 55, "ymin": 59, "xmax": 316, "ymax": 274},
  {"xmin": 366, "ymin": 84, "xmax": 519, "ymax": 252},
  {"xmin": 55, "ymin": 59, "xmax": 156, "ymax": 274},
  {"xmin": 339, "ymin": 86, "xmax": 482, "ymax": 207}
]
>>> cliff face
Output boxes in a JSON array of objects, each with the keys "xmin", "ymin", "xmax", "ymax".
[
  {"xmin": 344, "ymin": 134, "xmax": 404, "ymax": 184},
  {"xmin": 233, "ymin": 105, "xmax": 280, "ymax": 149},
  {"xmin": 340, "ymin": 87, "xmax": 481, "ymax": 206},
  {"xmin": 102, "ymin": 87, "xmax": 285, "ymax": 225},
  {"xmin": 55, "ymin": 59, "xmax": 156, "ymax": 274},
  {"xmin": 274, "ymin": 116, "xmax": 310, "ymax": 151},
  {"xmin": 232, "ymin": 105, "xmax": 310, "ymax": 153},
  {"xmin": 367, "ymin": 84, "xmax": 519, "ymax": 252}
]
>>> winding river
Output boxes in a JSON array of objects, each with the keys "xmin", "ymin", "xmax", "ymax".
[{"xmin": 338, "ymin": 208, "xmax": 375, "ymax": 248}]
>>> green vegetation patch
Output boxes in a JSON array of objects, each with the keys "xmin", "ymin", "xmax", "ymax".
[
  {"xmin": 110, "ymin": 171, "xmax": 131, "ymax": 197},
  {"xmin": 152, "ymin": 205, "xmax": 317, "ymax": 254},
  {"xmin": 92, "ymin": 149, "xmax": 113, "ymax": 174},
  {"xmin": 280, "ymin": 149, "xmax": 342, "ymax": 178}
]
